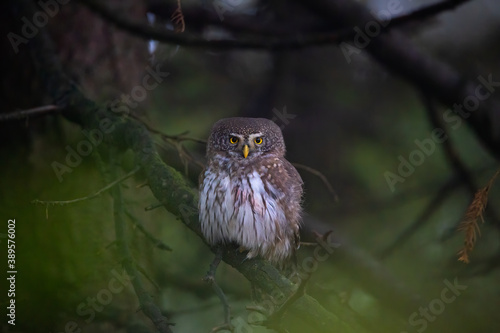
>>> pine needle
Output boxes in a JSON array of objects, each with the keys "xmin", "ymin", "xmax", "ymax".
[
  {"xmin": 171, "ymin": 0, "xmax": 185, "ymax": 33},
  {"xmin": 457, "ymin": 168, "xmax": 500, "ymax": 263}
]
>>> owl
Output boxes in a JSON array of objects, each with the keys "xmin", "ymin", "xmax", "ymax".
[{"xmin": 199, "ymin": 117, "xmax": 303, "ymax": 267}]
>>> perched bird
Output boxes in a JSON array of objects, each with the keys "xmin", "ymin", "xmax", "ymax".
[{"xmin": 199, "ymin": 117, "xmax": 303, "ymax": 267}]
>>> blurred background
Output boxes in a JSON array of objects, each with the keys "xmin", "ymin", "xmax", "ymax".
[{"xmin": 1, "ymin": 0, "xmax": 500, "ymax": 332}]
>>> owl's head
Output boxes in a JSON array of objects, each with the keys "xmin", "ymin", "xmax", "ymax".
[{"xmin": 207, "ymin": 117, "xmax": 285, "ymax": 160}]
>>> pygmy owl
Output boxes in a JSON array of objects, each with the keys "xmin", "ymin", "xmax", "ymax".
[{"xmin": 199, "ymin": 117, "xmax": 303, "ymax": 266}]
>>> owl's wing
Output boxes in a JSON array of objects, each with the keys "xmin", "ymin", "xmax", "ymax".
[
  {"xmin": 198, "ymin": 167, "xmax": 206, "ymax": 188},
  {"xmin": 283, "ymin": 160, "xmax": 304, "ymax": 190},
  {"xmin": 282, "ymin": 159, "xmax": 304, "ymax": 250}
]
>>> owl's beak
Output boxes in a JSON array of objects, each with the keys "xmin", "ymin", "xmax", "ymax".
[{"xmin": 242, "ymin": 145, "xmax": 249, "ymax": 158}]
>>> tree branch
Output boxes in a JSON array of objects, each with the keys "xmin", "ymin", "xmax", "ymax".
[
  {"xmin": 0, "ymin": 104, "xmax": 61, "ymax": 121},
  {"xmin": 422, "ymin": 95, "xmax": 477, "ymax": 193},
  {"xmin": 390, "ymin": 0, "xmax": 472, "ymax": 26},
  {"xmin": 77, "ymin": 0, "xmax": 473, "ymax": 51},
  {"xmin": 148, "ymin": 0, "xmax": 473, "ymax": 37},
  {"xmin": 77, "ymin": 0, "xmax": 342, "ymax": 50},
  {"xmin": 299, "ymin": 0, "xmax": 500, "ymax": 160}
]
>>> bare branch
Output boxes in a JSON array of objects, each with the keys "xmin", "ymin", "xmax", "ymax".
[
  {"xmin": 299, "ymin": 0, "xmax": 500, "ymax": 160},
  {"xmin": 31, "ymin": 167, "xmax": 140, "ymax": 206},
  {"xmin": 293, "ymin": 162, "xmax": 339, "ymax": 202},
  {"xmin": 422, "ymin": 95, "xmax": 477, "ymax": 192},
  {"xmin": 77, "ymin": 0, "xmax": 475, "ymax": 52},
  {"xmin": 378, "ymin": 176, "xmax": 460, "ymax": 259},
  {"xmin": 0, "ymin": 104, "xmax": 61, "ymax": 121},
  {"xmin": 391, "ymin": 0, "xmax": 473, "ymax": 26},
  {"xmin": 203, "ymin": 247, "xmax": 233, "ymax": 332}
]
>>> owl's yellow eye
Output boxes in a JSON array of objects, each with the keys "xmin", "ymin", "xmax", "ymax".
[
  {"xmin": 254, "ymin": 137, "xmax": 263, "ymax": 145},
  {"xmin": 229, "ymin": 136, "xmax": 239, "ymax": 144}
]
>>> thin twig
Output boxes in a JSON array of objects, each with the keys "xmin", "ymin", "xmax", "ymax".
[
  {"xmin": 422, "ymin": 95, "xmax": 477, "ymax": 193},
  {"xmin": 265, "ymin": 273, "xmax": 310, "ymax": 330},
  {"xmin": 129, "ymin": 114, "xmax": 206, "ymax": 172},
  {"xmin": 136, "ymin": 181, "xmax": 149, "ymax": 188},
  {"xmin": 378, "ymin": 176, "xmax": 460, "ymax": 260},
  {"xmin": 299, "ymin": 242, "xmax": 318, "ymax": 247},
  {"xmin": 145, "ymin": 202, "xmax": 164, "ymax": 211},
  {"xmin": 203, "ymin": 247, "xmax": 234, "ymax": 332},
  {"xmin": 125, "ymin": 210, "xmax": 172, "ymax": 251},
  {"xmin": 32, "ymin": 166, "xmax": 140, "ymax": 206},
  {"xmin": 130, "ymin": 114, "xmax": 206, "ymax": 144},
  {"xmin": 136, "ymin": 264, "xmax": 161, "ymax": 291},
  {"xmin": 0, "ymin": 105, "xmax": 61, "ymax": 121},
  {"xmin": 292, "ymin": 163, "xmax": 338, "ymax": 202},
  {"xmin": 155, "ymin": 139, "xmax": 205, "ymax": 171}
]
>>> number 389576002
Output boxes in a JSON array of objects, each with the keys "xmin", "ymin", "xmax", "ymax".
[{"xmin": 7, "ymin": 219, "xmax": 15, "ymax": 265}]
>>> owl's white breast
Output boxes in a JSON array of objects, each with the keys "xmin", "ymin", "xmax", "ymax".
[{"xmin": 199, "ymin": 166, "xmax": 285, "ymax": 255}]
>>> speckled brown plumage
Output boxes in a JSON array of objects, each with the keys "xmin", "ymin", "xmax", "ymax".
[{"xmin": 199, "ymin": 117, "xmax": 303, "ymax": 266}]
